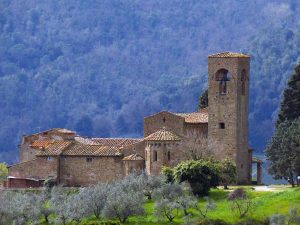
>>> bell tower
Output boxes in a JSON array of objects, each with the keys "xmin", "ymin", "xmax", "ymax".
[{"xmin": 207, "ymin": 52, "xmax": 251, "ymax": 184}]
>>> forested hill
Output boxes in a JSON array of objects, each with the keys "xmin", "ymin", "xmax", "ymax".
[{"xmin": 1, "ymin": 0, "xmax": 300, "ymax": 163}]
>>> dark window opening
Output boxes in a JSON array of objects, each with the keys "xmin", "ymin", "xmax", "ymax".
[
  {"xmin": 241, "ymin": 164, "xmax": 243, "ymax": 169},
  {"xmin": 163, "ymin": 117, "xmax": 166, "ymax": 123},
  {"xmin": 241, "ymin": 70, "xmax": 247, "ymax": 81},
  {"xmin": 219, "ymin": 123, "xmax": 225, "ymax": 129},
  {"xmin": 168, "ymin": 151, "xmax": 171, "ymax": 161},
  {"xmin": 47, "ymin": 156, "xmax": 53, "ymax": 161},
  {"xmin": 86, "ymin": 157, "xmax": 93, "ymax": 163},
  {"xmin": 242, "ymin": 82, "xmax": 246, "ymax": 95},
  {"xmin": 219, "ymin": 80, "xmax": 227, "ymax": 95},
  {"xmin": 216, "ymin": 69, "xmax": 230, "ymax": 95},
  {"xmin": 153, "ymin": 151, "xmax": 157, "ymax": 162}
]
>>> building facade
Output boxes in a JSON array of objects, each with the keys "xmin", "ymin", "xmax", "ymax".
[{"xmin": 7, "ymin": 52, "xmax": 261, "ymax": 188}]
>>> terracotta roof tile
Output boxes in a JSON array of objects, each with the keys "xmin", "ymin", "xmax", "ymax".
[
  {"xmin": 75, "ymin": 136, "xmax": 98, "ymax": 145},
  {"xmin": 175, "ymin": 112, "xmax": 208, "ymax": 124},
  {"xmin": 30, "ymin": 140, "xmax": 54, "ymax": 149},
  {"xmin": 61, "ymin": 143, "xmax": 122, "ymax": 156},
  {"xmin": 123, "ymin": 153, "xmax": 144, "ymax": 161},
  {"xmin": 91, "ymin": 138, "xmax": 143, "ymax": 147},
  {"xmin": 36, "ymin": 141, "xmax": 73, "ymax": 156},
  {"xmin": 208, "ymin": 52, "xmax": 250, "ymax": 58},
  {"xmin": 144, "ymin": 127, "xmax": 181, "ymax": 141}
]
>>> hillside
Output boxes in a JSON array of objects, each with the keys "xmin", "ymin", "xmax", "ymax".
[{"xmin": 0, "ymin": 0, "xmax": 300, "ymax": 162}]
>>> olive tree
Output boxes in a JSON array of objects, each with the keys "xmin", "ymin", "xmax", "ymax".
[
  {"xmin": 103, "ymin": 182, "xmax": 145, "ymax": 223},
  {"xmin": 228, "ymin": 188, "xmax": 252, "ymax": 218},
  {"xmin": 77, "ymin": 183, "xmax": 109, "ymax": 219}
]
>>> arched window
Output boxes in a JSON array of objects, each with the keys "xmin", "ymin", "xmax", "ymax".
[
  {"xmin": 215, "ymin": 69, "xmax": 230, "ymax": 95},
  {"xmin": 153, "ymin": 150, "xmax": 157, "ymax": 162},
  {"xmin": 168, "ymin": 151, "xmax": 171, "ymax": 161},
  {"xmin": 163, "ymin": 117, "xmax": 166, "ymax": 123}
]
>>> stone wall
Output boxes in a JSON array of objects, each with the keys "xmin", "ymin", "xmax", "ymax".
[
  {"xmin": 207, "ymin": 56, "xmax": 251, "ymax": 184},
  {"xmin": 145, "ymin": 140, "xmax": 183, "ymax": 175},
  {"xmin": 8, "ymin": 157, "xmax": 58, "ymax": 179},
  {"xmin": 144, "ymin": 111, "xmax": 185, "ymax": 137},
  {"xmin": 59, "ymin": 156, "xmax": 125, "ymax": 186},
  {"xmin": 121, "ymin": 141, "xmax": 145, "ymax": 158}
]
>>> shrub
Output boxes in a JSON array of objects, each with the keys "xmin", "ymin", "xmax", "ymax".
[
  {"xmin": 173, "ymin": 160, "xmax": 220, "ymax": 196},
  {"xmin": 79, "ymin": 221, "xmax": 121, "ymax": 225},
  {"xmin": 161, "ymin": 166, "xmax": 174, "ymax": 183},
  {"xmin": 218, "ymin": 158, "xmax": 236, "ymax": 189},
  {"xmin": 228, "ymin": 188, "xmax": 253, "ymax": 218}
]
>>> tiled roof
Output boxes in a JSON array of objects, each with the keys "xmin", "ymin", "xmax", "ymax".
[
  {"xmin": 92, "ymin": 138, "xmax": 143, "ymax": 147},
  {"xmin": 175, "ymin": 111, "xmax": 208, "ymax": 124},
  {"xmin": 30, "ymin": 140, "xmax": 54, "ymax": 149},
  {"xmin": 61, "ymin": 143, "xmax": 122, "ymax": 156},
  {"xmin": 75, "ymin": 136, "xmax": 98, "ymax": 145},
  {"xmin": 36, "ymin": 141, "xmax": 73, "ymax": 156},
  {"xmin": 208, "ymin": 52, "xmax": 250, "ymax": 58},
  {"xmin": 123, "ymin": 153, "xmax": 144, "ymax": 161},
  {"xmin": 144, "ymin": 127, "xmax": 181, "ymax": 141}
]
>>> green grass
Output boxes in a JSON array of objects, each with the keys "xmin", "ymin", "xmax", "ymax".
[{"xmin": 83, "ymin": 187, "xmax": 300, "ymax": 224}]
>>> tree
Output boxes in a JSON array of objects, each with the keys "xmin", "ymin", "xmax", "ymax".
[
  {"xmin": 0, "ymin": 163, "xmax": 8, "ymax": 183},
  {"xmin": 218, "ymin": 158, "xmax": 237, "ymax": 189},
  {"xmin": 137, "ymin": 173, "xmax": 164, "ymax": 200},
  {"xmin": 153, "ymin": 183, "xmax": 186, "ymax": 222},
  {"xmin": 173, "ymin": 160, "xmax": 220, "ymax": 196},
  {"xmin": 277, "ymin": 62, "xmax": 300, "ymax": 125},
  {"xmin": 228, "ymin": 188, "xmax": 252, "ymax": 218},
  {"xmin": 78, "ymin": 184, "xmax": 109, "ymax": 219},
  {"xmin": 265, "ymin": 118, "xmax": 300, "ymax": 186},
  {"xmin": 154, "ymin": 198, "xmax": 181, "ymax": 222},
  {"xmin": 198, "ymin": 89, "xmax": 208, "ymax": 110},
  {"xmin": 103, "ymin": 182, "xmax": 145, "ymax": 223}
]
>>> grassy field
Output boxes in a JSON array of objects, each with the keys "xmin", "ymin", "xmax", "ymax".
[{"xmin": 82, "ymin": 186, "xmax": 300, "ymax": 224}]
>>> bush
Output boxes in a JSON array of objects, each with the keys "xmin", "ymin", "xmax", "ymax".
[
  {"xmin": 228, "ymin": 188, "xmax": 253, "ymax": 218},
  {"xmin": 161, "ymin": 166, "xmax": 174, "ymax": 183},
  {"xmin": 173, "ymin": 160, "xmax": 220, "ymax": 196}
]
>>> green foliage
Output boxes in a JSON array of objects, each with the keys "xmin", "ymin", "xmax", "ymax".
[
  {"xmin": 218, "ymin": 159, "xmax": 237, "ymax": 189},
  {"xmin": 173, "ymin": 160, "xmax": 220, "ymax": 196},
  {"xmin": 161, "ymin": 166, "xmax": 174, "ymax": 183},
  {"xmin": 277, "ymin": 62, "xmax": 300, "ymax": 125},
  {"xmin": 1, "ymin": 1, "xmax": 300, "ymax": 162},
  {"xmin": 0, "ymin": 163, "xmax": 8, "ymax": 182},
  {"xmin": 198, "ymin": 89, "xmax": 208, "ymax": 110},
  {"xmin": 265, "ymin": 118, "xmax": 300, "ymax": 186}
]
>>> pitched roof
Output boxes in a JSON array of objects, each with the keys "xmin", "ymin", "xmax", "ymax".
[
  {"xmin": 36, "ymin": 141, "xmax": 73, "ymax": 156},
  {"xmin": 30, "ymin": 140, "xmax": 54, "ymax": 149},
  {"xmin": 123, "ymin": 153, "xmax": 144, "ymax": 161},
  {"xmin": 144, "ymin": 127, "xmax": 181, "ymax": 141},
  {"xmin": 91, "ymin": 138, "xmax": 143, "ymax": 147},
  {"xmin": 208, "ymin": 52, "xmax": 250, "ymax": 58},
  {"xmin": 175, "ymin": 110, "xmax": 208, "ymax": 124},
  {"xmin": 61, "ymin": 143, "xmax": 122, "ymax": 156},
  {"xmin": 75, "ymin": 136, "xmax": 98, "ymax": 145}
]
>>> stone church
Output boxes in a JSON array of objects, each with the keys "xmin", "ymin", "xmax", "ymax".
[{"xmin": 6, "ymin": 52, "xmax": 263, "ymax": 188}]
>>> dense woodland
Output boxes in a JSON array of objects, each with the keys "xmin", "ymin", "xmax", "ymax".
[{"xmin": 1, "ymin": 0, "xmax": 300, "ymax": 162}]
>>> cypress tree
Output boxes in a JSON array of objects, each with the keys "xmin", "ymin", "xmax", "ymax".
[
  {"xmin": 277, "ymin": 62, "xmax": 300, "ymax": 126},
  {"xmin": 198, "ymin": 89, "xmax": 208, "ymax": 110}
]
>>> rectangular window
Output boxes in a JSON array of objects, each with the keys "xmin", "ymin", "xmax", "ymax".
[
  {"xmin": 86, "ymin": 157, "xmax": 93, "ymax": 163},
  {"xmin": 219, "ymin": 123, "xmax": 225, "ymax": 129}
]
